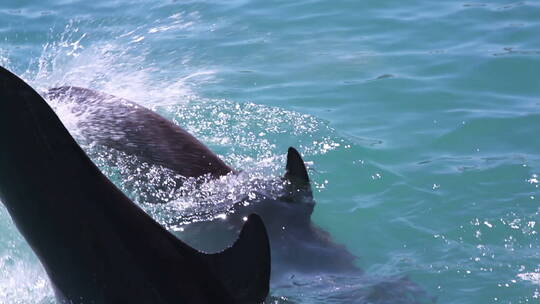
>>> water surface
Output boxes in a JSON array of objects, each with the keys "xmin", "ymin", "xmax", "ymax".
[{"xmin": 1, "ymin": 0, "xmax": 540, "ymax": 303}]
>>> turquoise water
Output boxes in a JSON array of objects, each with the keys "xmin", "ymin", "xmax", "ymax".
[{"xmin": 1, "ymin": 0, "xmax": 540, "ymax": 303}]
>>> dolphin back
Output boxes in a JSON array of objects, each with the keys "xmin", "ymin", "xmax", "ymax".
[
  {"xmin": 46, "ymin": 86, "xmax": 233, "ymax": 179},
  {"xmin": 0, "ymin": 66, "xmax": 270, "ymax": 303}
]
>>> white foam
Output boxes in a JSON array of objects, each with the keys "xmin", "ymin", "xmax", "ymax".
[
  {"xmin": 518, "ymin": 272, "xmax": 540, "ymax": 285},
  {"xmin": 0, "ymin": 255, "xmax": 53, "ymax": 304}
]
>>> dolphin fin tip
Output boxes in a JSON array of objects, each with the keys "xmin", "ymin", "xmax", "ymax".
[{"xmin": 202, "ymin": 213, "xmax": 270, "ymax": 303}]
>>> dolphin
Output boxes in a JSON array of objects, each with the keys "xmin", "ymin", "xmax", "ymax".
[
  {"xmin": 46, "ymin": 86, "xmax": 360, "ymax": 280},
  {"xmin": 175, "ymin": 147, "xmax": 359, "ymax": 279},
  {"xmin": 0, "ymin": 66, "xmax": 271, "ymax": 303},
  {"xmin": 46, "ymin": 86, "xmax": 232, "ymax": 179}
]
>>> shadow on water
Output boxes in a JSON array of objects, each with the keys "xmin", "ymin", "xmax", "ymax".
[{"xmin": 269, "ymin": 274, "xmax": 435, "ymax": 304}]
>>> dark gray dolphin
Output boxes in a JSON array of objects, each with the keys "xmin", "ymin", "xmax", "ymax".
[
  {"xmin": 46, "ymin": 86, "xmax": 359, "ymax": 278},
  {"xmin": 47, "ymin": 86, "xmax": 232, "ymax": 178},
  {"xmin": 178, "ymin": 147, "xmax": 359, "ymax": 279},
  {"xmin": 0, "ymin": 66, "xmax": 270, "ymax": 303}
]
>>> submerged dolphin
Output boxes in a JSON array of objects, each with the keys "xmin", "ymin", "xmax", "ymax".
[
  {"xmin": 177, "ymin": 147, "xmax": 359, "ymax": 279},
  {"xmin": 0, "ymin": 66, "xmax": 271, "ymax": 303},
  {"xmin": 46, "ymin": 86, "xmax": 360, "ymax": 280}
]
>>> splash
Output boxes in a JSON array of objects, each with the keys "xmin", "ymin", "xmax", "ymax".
[
  {"xmin": 87, "ymin": 147, "xmax": 287, "ymax": 230},
  {"xmin": 45, "ymin": 89, "xmax": 344, "ymax": 228},
  {"xmin": 18, "ymin": 19, "xmax": 345, "ymax": 228},
  {"xmin": 0, "ymin": 205, "xmax": 54, "ymax": 303},
  {"xmin": 0, "ymin": 255, "xmax": 53, "ymax": 304}
]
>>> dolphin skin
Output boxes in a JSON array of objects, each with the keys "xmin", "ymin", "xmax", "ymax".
[
  {"xmin": 46, "ymin": 86, "xmax": 360, "ymax": 280},
  {"xmin": 47, "ymin": 86, "xmax": 232, "ymax": 179},
  {"xmin": 0, "ymin": 66, "xmax": 271, "ymax": 303}
]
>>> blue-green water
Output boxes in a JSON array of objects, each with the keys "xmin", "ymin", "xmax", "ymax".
[{"xmin": 1, "ymin": 0, "xmax": 540, "ymax": 303}]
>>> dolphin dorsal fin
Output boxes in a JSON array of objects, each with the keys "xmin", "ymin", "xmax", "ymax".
[
  {"xmin": 282, "ymin": 147, "xmax": 313, "ymax": 204},
  {"xmin": 201, "ymin": 214, "xmax": 270, "ymax": 303},
  {"xmin": 285, "ymin": 147, "xmax": 311, "ymax": 189}
]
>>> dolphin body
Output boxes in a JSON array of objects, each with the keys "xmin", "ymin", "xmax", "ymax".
[
  {"xmin": 46, "ymin": 86, "xmax": 360, "ymax": 280},
  {"xmin": 0, "ymin": 66, "xmax": 271, "ymax": 303},
  {"xmin": 47, "ymin": 86, "xmax": 232, "ymax": 179}
]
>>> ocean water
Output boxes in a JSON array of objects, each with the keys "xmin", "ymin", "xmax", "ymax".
[{"xmin": 1, "ymin": 0, "xmax": 540, "ymax": 303}]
